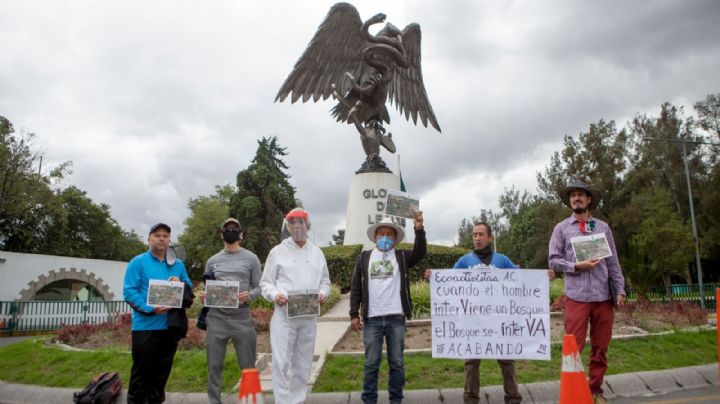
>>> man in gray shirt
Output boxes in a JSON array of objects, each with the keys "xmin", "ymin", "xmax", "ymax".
[{"xmin": 200, "ymin": 218, "xmax": 262, "ymax": 404}]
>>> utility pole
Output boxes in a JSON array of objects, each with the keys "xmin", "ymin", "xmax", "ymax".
[{"xmin": 642, "ymin": 137, "xmax": 719, "ymax": 309}]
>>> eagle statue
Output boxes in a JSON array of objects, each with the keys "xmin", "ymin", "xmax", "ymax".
[{"xmin": 275, "ymin": 2, "xmax": 441, "ymax": 173}]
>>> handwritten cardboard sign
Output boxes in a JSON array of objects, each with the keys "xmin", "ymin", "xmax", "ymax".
[{"xmin": 430, "ymin": 269, "xmax": 550, "ymax": 360}]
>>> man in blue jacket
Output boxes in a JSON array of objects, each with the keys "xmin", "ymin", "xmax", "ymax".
[
  {"xmin": 123, "ymin": 223, "xmax": 193, "ymax": 404},
  {"xmin": 451, "ymin": 222, "xmax": 522, "ymax": 404}
]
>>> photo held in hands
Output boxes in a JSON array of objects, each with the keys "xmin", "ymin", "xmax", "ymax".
[
  {"xmin": 146, "ymin": 279, "xmax": 184, "ymax": 308},
  {"xmin": 204, "ymin": 280, "xmax": 240, "ymax": 308},
  {"xmin": 286, "ymin": 289, "xmax": 321, "ymax": 318},
  {"xmin": 570, "ymin": 233, "xmax": 613, "ymax": 262},
  {"xmin": 384, "ymin": 189, "xmax": 420, "ymax": 220}
]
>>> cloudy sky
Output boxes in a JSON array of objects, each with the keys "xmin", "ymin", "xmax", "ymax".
[{"xmin": 2, "ymin": 0, "xmax": 719, "ymax": 247}]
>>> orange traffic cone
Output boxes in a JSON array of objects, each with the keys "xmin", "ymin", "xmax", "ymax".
[
  {"xmin": 559, "ymin": 334, "xmax": 593, "ymax": 404},
  {"xmin": 238, "ymin": 368, "xmax": 263, "ymax": 404}
]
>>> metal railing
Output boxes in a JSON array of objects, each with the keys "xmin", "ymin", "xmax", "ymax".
[
  {"xmin": 625, "ymin": 283, "xmax": 717, "ymax": 310},
  {"xmin": 0, "ymin": 300, "xmax": 131, "ymax": 333}
]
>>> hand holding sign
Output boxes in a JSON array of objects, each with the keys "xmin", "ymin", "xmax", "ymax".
[{"xmin": 414, "ymin": 210, "xmax": 424, "ymax": 230}]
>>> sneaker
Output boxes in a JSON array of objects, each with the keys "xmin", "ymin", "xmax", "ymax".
[{"xmin": 592, "ymin": 393, "xmax": 607, "ymax": 404}]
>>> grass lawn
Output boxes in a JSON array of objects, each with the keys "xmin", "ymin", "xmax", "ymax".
[
  {"xmin": 0, "ymin": 329, "xmax": 716, "ymax": 393},
  {"xmin": 313, "ymin": 329, "xmax": 718, "ymax": 392},
  {"xmin": 0, "ymin": 340, "xmax": 243, "ymax": 393}
]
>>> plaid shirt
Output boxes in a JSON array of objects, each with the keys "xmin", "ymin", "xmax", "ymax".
[{"xmin": 548, "ymin": 215, "xmax": 626, "ymax": 302}]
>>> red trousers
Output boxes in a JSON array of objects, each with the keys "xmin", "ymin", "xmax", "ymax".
[{"xmin": 564, "ymin": 298, "xmax": 614, "ymax": 394}]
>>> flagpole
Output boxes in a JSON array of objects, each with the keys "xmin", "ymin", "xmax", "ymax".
[{"xmin": 397, "ymin": 154, "xmax": 406, "ymax": 192}]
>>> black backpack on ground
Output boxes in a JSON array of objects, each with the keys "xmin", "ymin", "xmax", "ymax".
[{"xmin": 72, "ymin": 371, "xmax": 122, "ymax": 404}]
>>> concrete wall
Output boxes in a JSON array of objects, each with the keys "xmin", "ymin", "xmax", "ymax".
[{"xmin": 0, "ymin": 251, "xmax": 128, "ymax": 301}]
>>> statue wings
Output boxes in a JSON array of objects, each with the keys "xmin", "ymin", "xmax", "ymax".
[{"xmin": 275, "ymin": 2, "xmax": 441, "ymax": 132}]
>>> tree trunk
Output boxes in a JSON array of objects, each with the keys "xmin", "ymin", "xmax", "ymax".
[{"xmin": 663, "ymin": 274, "xmax": 673, "ymax": 301}]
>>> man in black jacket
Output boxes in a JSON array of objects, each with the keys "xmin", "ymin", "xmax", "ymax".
[{"xmin": 349, "ymin": 212, "xmax": 426, "ymax": 404}]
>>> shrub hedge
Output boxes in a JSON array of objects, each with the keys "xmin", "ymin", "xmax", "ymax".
[
  {"xmin": 321, "ymin": 244, "xmax": 363, "ymax": 292},
  {"xmin": 321, "ymin": 243, "xmax": 468, "ymax": 292},
  {"xmin": 410, "ymin": 281, "xmax": 431, "ymax": 318}
]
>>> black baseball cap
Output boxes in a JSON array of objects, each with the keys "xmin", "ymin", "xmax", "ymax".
[{"xmin": 149, "ymin": 223, "xmax": 171, "ymax": 235}]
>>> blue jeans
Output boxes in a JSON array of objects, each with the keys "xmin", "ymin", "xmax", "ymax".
[{"xmin": 362, "ymin": 315, "xmax": 406, "ymax": 404}]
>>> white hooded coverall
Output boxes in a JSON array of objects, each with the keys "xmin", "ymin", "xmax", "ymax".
[{"xmin": 260, "ymin": 237, "xmax": 331, "ymax": 404}]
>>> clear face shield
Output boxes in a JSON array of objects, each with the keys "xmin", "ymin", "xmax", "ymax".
[
  {"xmin": 281, "ymin": 208, "xmax": 310, "ymax": 243},
  {"xmin": 166, "ymin": 244, "xmax": 186, "ymax": 266}
]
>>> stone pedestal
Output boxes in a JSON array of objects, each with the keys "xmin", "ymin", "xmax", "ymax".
[{"xmin": 344, "ymin": 172, "xmax": 407, "ymax": 249}]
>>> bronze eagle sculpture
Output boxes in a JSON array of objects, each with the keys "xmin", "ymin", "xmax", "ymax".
[{"xmin": 275, "ymin": 2, "xmax": 441, "ymax": 173}]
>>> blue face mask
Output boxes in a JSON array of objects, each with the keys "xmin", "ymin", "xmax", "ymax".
[{"xmin": 376, "ymin": 236, "xmax": 394, "ymax": 251}]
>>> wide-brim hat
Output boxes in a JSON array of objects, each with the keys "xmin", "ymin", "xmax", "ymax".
[
  {"xmin": 559, "ymin": 181, "xmax": 601, "ymax": 210},
  {"xmin": 367, "ymin": 217, "xmax": 405, "ymax": 244}
]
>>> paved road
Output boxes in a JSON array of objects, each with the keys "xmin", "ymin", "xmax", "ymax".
[
  {"xmin": 0, "ymin": 337, "xmax": 29, "ymax": 349},
  {"xmin": 611, "ymin": 384, "xmax": 720, "ymax": 403}
]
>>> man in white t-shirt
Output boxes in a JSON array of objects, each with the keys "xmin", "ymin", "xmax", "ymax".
[{"xmin": 349, "ymin": 212, "xmax": 426, "ymax": 404}]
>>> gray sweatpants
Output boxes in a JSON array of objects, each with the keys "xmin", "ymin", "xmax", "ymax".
[{"xmin": 206, "ymin": 311, "xmax": 257, "ymax": 404}]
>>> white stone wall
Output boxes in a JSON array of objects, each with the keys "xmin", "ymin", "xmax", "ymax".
[{"xmin": 0, "ymin": 251, "xmax": 129, "ymax": 301}]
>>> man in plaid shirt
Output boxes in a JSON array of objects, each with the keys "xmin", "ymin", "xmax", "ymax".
[{"xmin": 548, "ymin": 181, "xmax": 625, "ymax": 404}]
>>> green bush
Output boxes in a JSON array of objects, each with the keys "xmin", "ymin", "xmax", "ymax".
[
  {"xmin": 321, "ymin": 244, "xmax": 363, "ymax": 292},
  {"xmin": 398, "ymin": 243, "xmax": 467, "ymax": 283},
  {"xmin": 549, "ymin": 278, "xmax": 564, "ymax": 303},
  {"xmin": 321, "ymin": 243, "xmax": 466, "ymax": 292},
  {"xmin": 186, "ymin": 283, "xmax": 205, "ymax": 319},
  {"xmin": 320, "ymin": 284, "xmax": 342, "ymax": 316},
  {"xmin": 251, "ymin": 294, "xmax": 274, "ymax": 310},
  {"xmin": 410, "ymin": 281, "xmax": 431, "ymax": 318}
]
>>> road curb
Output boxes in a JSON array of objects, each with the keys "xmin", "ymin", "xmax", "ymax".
[{"xmin": 1, "ymin": 364, "xmax": 716, "ymax": 403}]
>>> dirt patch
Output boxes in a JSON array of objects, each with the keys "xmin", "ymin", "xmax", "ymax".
[
  {"xmin": 332, "ymin": 322, "xmax": 435, "ymax": 352},
  {"xmin": 332, "ymin": 315, "xmax": 651, "ymax": 352},
  {"xmin": 70, "ymin": 328, "xmax": 273, "ymax": 353}
]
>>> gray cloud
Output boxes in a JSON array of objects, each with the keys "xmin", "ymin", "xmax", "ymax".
[{"xmin": 1, "ymin": 0, "xmax": 719, "ymax": 249}]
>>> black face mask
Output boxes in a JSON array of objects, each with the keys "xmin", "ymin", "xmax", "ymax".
[
  {"xmin": 474, "ymin": 244, "xmax": 493, "ymax": 265},
  {"xmin": 222, "ymin": 229, "xmax": 241, "ymax": 244}
]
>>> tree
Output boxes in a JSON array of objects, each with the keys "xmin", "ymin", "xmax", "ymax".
[
  {"xmin": 332, "ymin": 229, "xmax": 345, "ymax": 246},
  {"xmin": 0, "ymin": 116, "xmax": 144, "ymax": 261},
  {"xmin": 48, "ymin": 186, "xmax": 146, "ymax": 261},
  {"xmin": 0, "ymin": 116, "xmax": 67, "ymax": 252},
  {"xmin": 627, "ymin": 103, "xmax": 704, "ymax": 221},
  {"xmin": 694, "ymin": 93, "xmax": 720, "ymax": 140},
  {"xmin": 178, "ymin": 185, "xmax": 234, "ymax": 278},
  {"xmin": 456, "ymin": 218, "xmax": 474, "ymax": 249},
  {"xmin": 496, "ymin": 190, "xmax": 565, "ymax": 269},
  {"xmin": 455, "ymin": 209, "xmax": 505, "ymax": 251},
  {"xmin": 229, "ymin": 137, "xmax": 298, "ymax": 261},
  {"xmin": 537, "ymin": 120, "xmax": 628, "ymax": 219},
  {"xmin": 629, "ymin": 186, "xmax": 693, "ymax": 293},
  {"xmin": 623, "ymin": 102, "xmax": 711, "ymax": 284}
]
